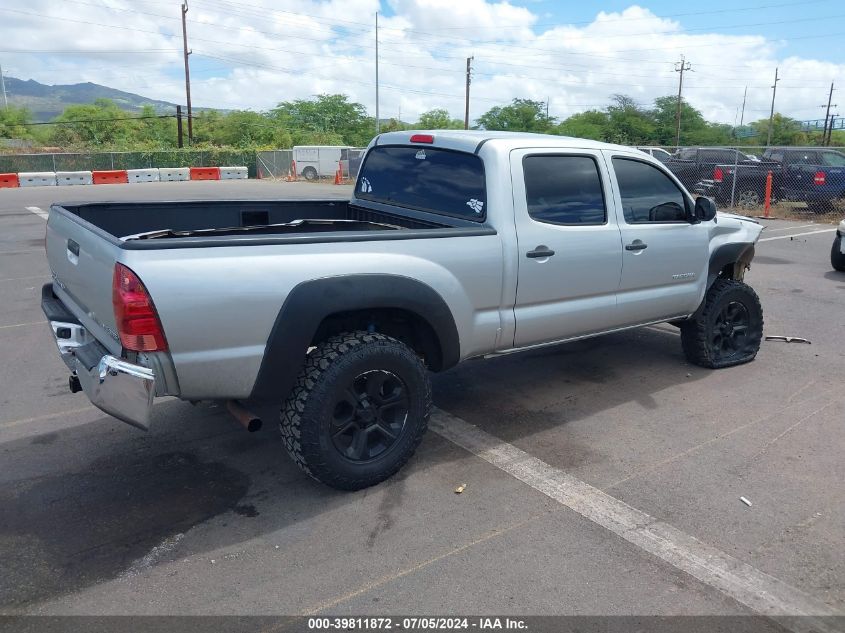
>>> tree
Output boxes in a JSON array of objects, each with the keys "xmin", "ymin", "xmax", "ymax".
[
  {"xmin": 650, "ymin": 96, "xmax": 730, "ymax": 146},
  {"xmin": 604, "ymin": 94, "xmax": 655, "ymax": 145},
  {"xmin": 48, "ymin": 98, "xmax": 136, "ymax": 148},
  {"xmin": 0, "ymin": 106, "xmax": 34, "ymax": 140},
  {"xmin": 749, "ymin": 113, "xmax": 807, "ymax": 146},
  {"xmin": 416, "ymin": 108, "xmax": 464, "ymax": 129},
  {"xmin": 477, "ymin": 99, "xmax": 555, "ymax": 132},
  {"xmin": 556, "ymin": 110, "xmax": 609, "ymax": 141},
  {"xmin": 271, "ymin": 94, "xmax": 373, "ymax": 146}
]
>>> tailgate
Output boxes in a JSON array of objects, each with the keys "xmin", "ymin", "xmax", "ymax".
[{"xmin": 45, "ymin": 206, "xmax": 123, "ymax": 355}]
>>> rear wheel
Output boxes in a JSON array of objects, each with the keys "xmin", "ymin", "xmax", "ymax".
[
  {"xmin": 681, "ymin": 279, "xmax": 763, "ymax": 368},
  {"xmin": 280, "ymin": 331, "xmax": 431, "ymax": 490},
  {"xmin": 736, "ymin": 188, "xmax": 763, "ymax": 209},
  {"xmin": 832, "ymin": 236, "xmax": 845, "ymax": 272},
  {"xmin": 302, "ymin": 166, "xmax": 318, "ymax": 181}
]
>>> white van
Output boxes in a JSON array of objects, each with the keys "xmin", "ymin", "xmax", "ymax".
[{"xmin": 293, "ymin": 146, "xmax": 351, "ymax": 180}]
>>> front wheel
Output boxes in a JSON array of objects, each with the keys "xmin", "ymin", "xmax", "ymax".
[
  {"xmin": 832, "ymin": 236, "xmax": 845, "ymax": 272},
  {"xmin": 680, "ymin": 280, "xmax": 763, "ymax": 369},
  {"xmin": 280, "ymin": 331, "xmax": 431, "ymax": 490}
]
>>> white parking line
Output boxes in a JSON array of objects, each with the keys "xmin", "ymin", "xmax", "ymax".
[
  {"xmin": 430, "ymin": 408, "xmax": 839, "ymax": 630},
  {"xmin": 0, "ymin": 320, "xmax": 44, "ymax": 330},
  {"xmin": 762, "ymin": 224, "xmax": 817, "ymax": 233},
  {"xmin": 25, "ymin": 206, "xmax": 48, "ymax": 220},
  {"xmin": 758, "ymin": 229, "xmax": 836, "ymax": 242}
]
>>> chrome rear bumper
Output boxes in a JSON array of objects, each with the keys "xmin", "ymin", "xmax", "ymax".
[
  {"xmin": 42, "ymin": 284, "xmax": 155, "ymax": 430},
  {"xmin": 74, "ymin": 354, "xmax": 155, "ymax": 430}
]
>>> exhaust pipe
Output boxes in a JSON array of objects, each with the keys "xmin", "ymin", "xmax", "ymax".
[{"xmin": 226, "ymin": 400, "xmax": 262, "ymax": 432}]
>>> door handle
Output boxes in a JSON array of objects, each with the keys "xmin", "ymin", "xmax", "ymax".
[
  {"xmin": 625, "ymin": 241, "xmax": 648, "ymax": 251},
  {"xmin": 526, "ymin": 246, "xmax": 555, "ymax": 258}
]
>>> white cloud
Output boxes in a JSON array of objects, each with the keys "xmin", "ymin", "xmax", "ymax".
[{"xmin": 1, "ymin": 0, "xmax": 843, "ymax": 125}]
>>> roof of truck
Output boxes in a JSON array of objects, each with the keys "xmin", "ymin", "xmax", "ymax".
[{"xmin": 374, "ymin": 130, "xmax": 640, "ymax": 155}]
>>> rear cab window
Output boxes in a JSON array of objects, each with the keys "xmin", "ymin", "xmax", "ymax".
[
  {"xmin": 522, "ymin": 155, "xmax": 607, "ymax": 225},
  {"xmin": 356, "ymin": 145, "xmax": 486, "ymax": 221}
]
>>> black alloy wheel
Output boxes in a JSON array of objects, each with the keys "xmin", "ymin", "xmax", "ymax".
[{"xmin": 329, "ymin": 370, "xmax": 409, "ymax": 462}]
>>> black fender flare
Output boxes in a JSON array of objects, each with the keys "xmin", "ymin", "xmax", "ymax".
[
  {"xmin": 250, "ymin": 274, "xmax": 460, "ymax": 401},
  {"xmin": 707, "ymin": 242, "xmax": 755, "ymax": 288}
]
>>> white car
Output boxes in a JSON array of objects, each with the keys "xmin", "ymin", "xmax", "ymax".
[{"xmin": 832, "ymin": 219, "xmax": 845, "ymax": 271}]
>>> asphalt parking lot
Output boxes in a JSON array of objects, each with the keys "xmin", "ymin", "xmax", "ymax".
[{"xmin": 0, "ymin": 181, "xmax": 843, "ymax": 627}]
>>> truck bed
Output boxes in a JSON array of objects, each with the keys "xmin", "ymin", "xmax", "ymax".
[{"xmin": 53, "ymin": 199, "xmax": 483, "ymax": 249}]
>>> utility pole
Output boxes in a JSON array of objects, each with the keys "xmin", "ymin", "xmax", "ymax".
[
  {"xmin": 674, "ymin": 55, "xmax": 691, "ymax": 149},
  {"xmin": 546, "ymin": 97, "xmax": 550, "ymax": 120},
  {"xmin": 820, "ymin": 82, "xmax": 836, "ymax": 146},
  {"xmin": 766, "ymin": 67, "xmax": 780, "ymax": 147},
  {"xmin": 181, "ymin": 1, "xmax": 193, "ymax": 143},
  {"xmin": 739, "ymin": 85, "xmax": 747, "ymax": 127},
  {"xmin": 827, "ymin": 114, "xmax": 838, "ymax": 146},
  {"xmin": 0, "ymin": 63, "xmax": 7, "ymax": 109},
  {"xmin": 464, "ymin": 56, "xmax": 473, "ymax": 130},
  {"xmin": 375, "ymin": 12, "xmax": 380, "ymax": 134},
  {"xmin": 176, "ymin": 105, "xmax": 184, "ymax": 148}
]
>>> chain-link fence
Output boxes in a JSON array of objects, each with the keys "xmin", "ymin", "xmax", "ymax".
[
  {"xmin": 0, "ymin": 149, "xmax": 259, "ymax": 178},
  {"xmin": 257, "ymin": 147, "xmax": 365, "ymax": 181},
  {"xmin": 641, "ymin": 145, "xmax": 845, "ymax": 220}
]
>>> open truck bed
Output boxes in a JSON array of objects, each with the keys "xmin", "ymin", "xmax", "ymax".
[{"xmin": 54, "ymin": 198, "xmax": 478, "ymax": 248}]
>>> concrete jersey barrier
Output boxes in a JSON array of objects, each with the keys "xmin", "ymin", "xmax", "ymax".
[
  {"xmin": 18, "ymin": 172, "xmax": 58, "ymax": 187},
  {"xmin": 158, "ymin": 167, "xmax": 191, "ymax": 182},
  {"xmin": 127, "ymin": 168, "xmax": 160, "ymax": 183},
  {"xmin": 56, "ymin": 171, "xmax": 94, "ymax": 186},
  {"xmin": 219, "ymin": 166, "xmax": 248, "ymax": 180}
]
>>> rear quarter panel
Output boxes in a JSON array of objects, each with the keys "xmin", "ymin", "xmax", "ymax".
[{"xmin": 123, "ymin": 234, "xmax": 505, "ymax": 400}]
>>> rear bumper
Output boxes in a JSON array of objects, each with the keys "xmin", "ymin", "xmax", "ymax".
[{"xmin": 41, "ymin": 283, "xmax": 155, "ymax": 430}]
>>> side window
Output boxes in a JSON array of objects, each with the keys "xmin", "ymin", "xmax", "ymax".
[
  {"xmin": 612, "ymin": 158, "xmax": 689, "ymax": 224},
  {"xmin": 523, "ymin": 155, "xmax": 606, "ymax": 225},
  {"xmin": 769, "ymin": 152, "xmax": 784, "ymax": 163},
  {"xmin": 678, "ymin": 148, "xmax": 697, "ymax": 160}
]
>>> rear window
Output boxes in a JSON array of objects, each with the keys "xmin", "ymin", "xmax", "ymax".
[{"xmin": 356, "ymin": 146, "xmax": 486, "ymax": 221}]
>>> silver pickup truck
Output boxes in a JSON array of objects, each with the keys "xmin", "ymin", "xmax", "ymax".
[{"xmin": 42, "ymin": 130, "xmax": 764, "ymax": 490}]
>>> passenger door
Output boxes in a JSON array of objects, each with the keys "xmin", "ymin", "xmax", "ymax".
[
  {"xmin": 607, "ymin": 154, "xmax": 709, "ymax": 325},
  {"xmin": 511, "ymin": 150, "xmax": 624, "ymax": 347}
]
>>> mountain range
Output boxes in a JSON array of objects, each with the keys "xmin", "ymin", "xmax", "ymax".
[{"xmin": 2, "ymin": 76, "xmax": 201, "ymax": 121}]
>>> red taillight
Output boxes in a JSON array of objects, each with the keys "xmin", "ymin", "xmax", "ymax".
[
  {"xmin": 409, "ymin": 134, "xmax": 434, "ymax": 144},
  {"xmin": 112, "ymin": 263, "xmax": 168, "ymax": 352},
  {"xmin": 713, "ymin": 167, "xmax": 723, "ymax": 183},
  {"xmin": 814, "ymin": 171, "xmax": 826, "ymax": 185}
]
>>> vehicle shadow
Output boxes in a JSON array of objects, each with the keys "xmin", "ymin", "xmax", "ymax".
[{"xmin": 0, "ymin": 326, "xmax": 704, "ymax": 610}]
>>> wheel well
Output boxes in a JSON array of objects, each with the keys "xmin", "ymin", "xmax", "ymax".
[
  {"xmin": 312, "ymin": 308, "xmax": 445, "ymax": 371},
  {"xmin": 717, "ymin": 246, "xmax": 755, "ymax": 283}
]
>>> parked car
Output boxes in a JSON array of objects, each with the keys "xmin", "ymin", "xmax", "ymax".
[
  {"xmin": 664, "ymin": 147, "xmax": 757, "ymax": 191},
  {"xmin": 833, "ymin": 219, "xmax": 845, "ymax": 271},
  {"xmin": 42, "ymin": 130, "xmax": 763, "ymax": 490},
  {"xmin": 636, "ymin": 147, "xmax": 673, "ymax": 162},
  {"xmin": 698, "ymin": 148, "xmax": 845, "ymax": 211}
]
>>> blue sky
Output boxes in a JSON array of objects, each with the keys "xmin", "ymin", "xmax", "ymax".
[{"xmin": 3, "ymin": 0, "xmax": 843, "ymax": 125}]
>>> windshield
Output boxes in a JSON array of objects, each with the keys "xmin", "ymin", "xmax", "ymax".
[{"xmin": 356, "ymin": 146, "xmax": 487, "ymax": 221}]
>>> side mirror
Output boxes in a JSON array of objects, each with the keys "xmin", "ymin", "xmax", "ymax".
[{"xmin": 694, "ymin": 196, "xmax": 717, "ymax": 222}]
